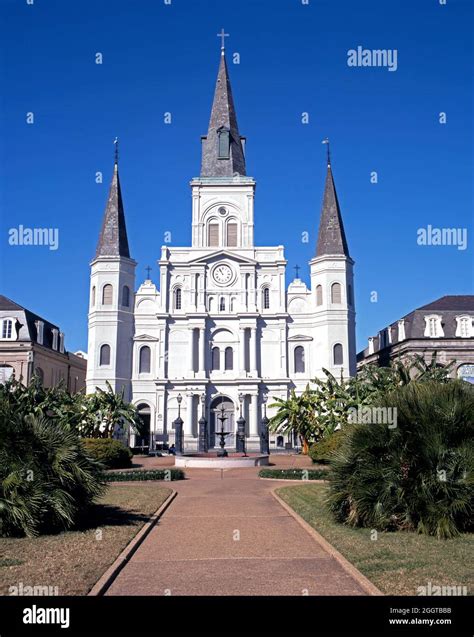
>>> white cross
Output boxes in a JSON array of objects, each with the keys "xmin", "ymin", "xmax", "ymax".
[{"xmin": 217, "ymin": 28, "xmax": 229, "ymax": 50}]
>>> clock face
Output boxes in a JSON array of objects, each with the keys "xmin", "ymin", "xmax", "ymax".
[{"xmin": 213, "ymin": 264, "xmax": 233, "ymax": 285}]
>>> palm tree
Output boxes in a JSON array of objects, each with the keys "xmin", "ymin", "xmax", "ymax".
[
  {"xmin": 81, "ymin": 382, "xmax": 142, "ymax": 439},
  {"xmin": 269, "ymin": 388, "xmax": 318, "ymax": 454}
]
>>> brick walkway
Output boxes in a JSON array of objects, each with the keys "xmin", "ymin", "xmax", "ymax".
[{"xmin": 105, "ymin": 455, "xmax": 367, "ymax": 596}]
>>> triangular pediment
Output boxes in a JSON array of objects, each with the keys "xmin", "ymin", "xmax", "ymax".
[
  {"xmin": 188, "ymin": 250, "xmax": 257, "ymax": 266},
  {"xmin": 288, "ymin": 334, "xmax": 313, "ymax": 342},
  {"xmin": 133, "ymin": 334, "xmax": 159, "ymax": 342}
]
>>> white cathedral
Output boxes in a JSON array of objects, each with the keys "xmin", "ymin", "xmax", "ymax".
[{"xmin": 86, "ymin": 47, "xmax": 356, "ymax": 451}]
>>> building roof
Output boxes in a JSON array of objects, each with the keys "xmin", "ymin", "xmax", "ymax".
[
  {"xmin": 0, "ymin": 294, "xmax": 62, "ymax": 350},
  {"xmin": 415, "ymin": 295, "xmax": 474, "ymax": 312},
  {"xmin": 315, "ymin": 163, "xmax": 350, "ymax": 257},
  {"xmin": 200, "ymin": 51, "xmax": 246, "ymax": 178},
  {"xmin": 357, "ymin": 295, "xmax": 474, "ymax": 360},
  {"xmin": 95, "ymin": 161, "xmax": 131, "ymax": 259},
  {"xmin": 0, "ymin": 295, "xmax": 24, "ymax": 312}
]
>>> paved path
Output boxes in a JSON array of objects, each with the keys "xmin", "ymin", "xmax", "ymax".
[{"xmin": 106, "ymin": 458, "xmax": 367, "ymax": 596}]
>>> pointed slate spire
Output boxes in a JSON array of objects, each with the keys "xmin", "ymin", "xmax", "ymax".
[
  {"xmin": 95, "ymin": 147, "xmax": 131, "ymax": 259},
  {"xmin": 200, "ymin": 50, "xmax": 246, "ymax": 177},
  {"xmin": 315, "ymin": 151, "xmax": 350, "ymax": 257}
]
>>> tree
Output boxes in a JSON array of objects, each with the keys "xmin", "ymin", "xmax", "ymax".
[
  {"xmin": 79, "ymin": 382, "xmax": 142, "ymax": 439},
  {"xmin": 327, "ymin": 381, "xmax": 474, "ymax": 539},
  {"xmin": 268, "ymin": 387, "xmax": 321, "ymax": 454}
]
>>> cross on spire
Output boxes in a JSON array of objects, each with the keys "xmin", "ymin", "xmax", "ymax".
[
  {"xmin": 114, "ymin": 137, "xmax": 119, "ymax": 164},
  {"xmin": 322, "ymin": 137, "xmax": 331, "ymax": 166},
  {"xmin": 294, "ymin": 265, "xmax": 300, "ymax": 279},
  {"xmin": 145, "ymin": 265, "xmax": 152, "ymax": 280},
  {"xmin": 217, "ymin": 28, "xmax": 229, "ymax": 52}
]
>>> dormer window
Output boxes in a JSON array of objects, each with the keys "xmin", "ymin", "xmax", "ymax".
[
  {"xmin": 59, "ymin": 332, "xmax": 65, "ymax": 353},
  {"xmin": 52, "ymin": 329, "xmax": 59, "ymax": 351},
  {"xmin": 217, "ymin": 127, "xmax": 230, "ymax": 159},
  {"xmin": 456, "ymin": 315, "xmax": 473, "ymax": 338},
  {"xmin": 36, "ymin": 320, "xmax": 44, "ymax": 345},
  {"xmin": 424, "ymin": 314, "xmax": 444, "ymax": 338},
  {"xmin": 1, "ymin": 318, "xmax": 14, "ymax": 340}
]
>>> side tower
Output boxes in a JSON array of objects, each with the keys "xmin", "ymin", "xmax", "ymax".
[
  {"xmin": 310, "ymin": 152, "xmax": 356, "ymax": 376},
  {"xmin": 86, "ymin": 151, "xmax": 136, "ymax": 399}
]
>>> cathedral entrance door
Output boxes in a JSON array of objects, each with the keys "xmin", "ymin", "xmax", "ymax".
[{"xmin": 209, "ymin": 396, "xmax": 235, "ymax": 449}]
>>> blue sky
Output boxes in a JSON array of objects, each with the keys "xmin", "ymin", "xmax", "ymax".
[{"xmin": 1, "ymin": 0, "xmax": 472, "ymax": 353}]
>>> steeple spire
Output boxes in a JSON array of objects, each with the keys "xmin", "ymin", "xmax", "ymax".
[
  {"xmin": 315, "ymin": 146, "xmax": 350, "ymax": 257},
  {"xmin": 200, "ymin": 46, "xmax": 246, "ymax": 177},
  {"xmin": 95, "ymin": 142, "xmax": 130, "ymax": 259}
]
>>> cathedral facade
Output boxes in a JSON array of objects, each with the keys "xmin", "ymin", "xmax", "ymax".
[{"xmin": 86, "ymin": 49, "xmax": 356, "ymax": 451}]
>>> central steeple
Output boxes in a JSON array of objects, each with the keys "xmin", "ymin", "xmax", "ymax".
[{"xmin": 200, "ymin": 48, "xmax": 246, "ymax": 177}]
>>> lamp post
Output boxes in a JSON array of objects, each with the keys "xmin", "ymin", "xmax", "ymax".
[
  {"xmin": 260, "ymin": 393, "xmax": 270, "ymax": 455},
  {"xmin": 216, "ymin": 396, "xmax": 232, "ymax": 457},
  {"xmin": 236, "ymin": 392, "xmax": 247, "ymax": 456},
  {"xmin": 198, "ymin": 392, "xmax": 208, "ymax": 453},
  {"xmin": 174, "ymin": 393, "xmax": 184, "ymax": 455}
]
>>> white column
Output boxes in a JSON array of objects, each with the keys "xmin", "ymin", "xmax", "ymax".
[
  {"xmin": 250, "ymin": 393, "xmax": 259, "ymax": 437},
  {"xmin": 199, "ymin": 327, "xmax": 206, "ymax": 373},
  {"xmin": 188, "ymin": 328, "xmax": 194, "ymax": 374},
  {"xmin": 239, "ymin": 328, "xmax": 246, "ymax": 374},
  {"xmin": 185, "ymin": 393, "xmax": 194, "ymax": 436},
  {"xmin": 250, "ymin": 327, "xmax": 257, "ymax": 373}
]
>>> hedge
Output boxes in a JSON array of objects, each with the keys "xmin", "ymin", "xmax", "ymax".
[
  {"xmin": 102, "ymin": 469, "xmax": 185, "ymax": 482},
  {"xmin": 82, "ymin": 438, "xmax": 133, "ymax": 469},
  {"xmin": 258, "ymin": 468, "xmax": 329, "ymax": 480}
]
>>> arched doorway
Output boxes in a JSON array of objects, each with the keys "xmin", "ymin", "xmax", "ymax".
[
  {"xmin": 209, "ymin": 395, "xmax": 235, "ymax": 449},
  {"xmin": 136, "ymin": 403, "xmax": 151, "ymax": 452}
]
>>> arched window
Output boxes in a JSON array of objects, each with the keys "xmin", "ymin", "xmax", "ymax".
[
  {"xmin": 333, "ymin": 343, "xmax": 343, "ymax": 366},
  {"xmin": 294, "ymin": 346, "xmax": 305, "ymax": 373},
  {"xmin": 219, "ymin": 297, "xmax": 226, "ymax": 312},
  {"xmin": 0, "ymin": 364, "xmax": 14, "ymax": 383},
  {"xmin": 227, "ymin": 222, "xmax": 238, "ymax": 247},
  {"xmin": 225, "ymin": 347, "xmax": 233, "ymax": 370},
  {"xmin": 208, "ymin": 296, "xmax": 215, "ymax": 312},
  {"xmin": 122, "ymin": 285, "xmax": 130, "ymax": 307},
  {"xmin": 212, "ymin": 347, "xmax": 220, "ymax": 371},
  {"xmin": 263, "ymin": 287, "xmax": 270, "ymax": 310},
  {"xmin": 316, "ymin": 285, "xmax": 323, "ymax": 306},
  {"xmin": 230, "ymin": 297, "xmax": 236, "ymax": 312},
  {"xmin": 174, "ymin": 287, "xmax": 182, "ymax": 311},
  {"xmin": 1, "ymin": 318, "xmax": 13, "ymax": 340},
  {"xmin": 139, "ymin": 346, "xmax": 151, "ymax": 374},
  {"xmin": 208, "ymin": 222, "xmax": 219, "ymax": 247},
  {"xmin": 331, "ymin": 283, "xmax": 342, "ymax": 304},
  {"xmin": 99, "ymin": 344, "xmax": 111, "ymax": 366},
  {"xmin": 102, "ymin": 284, "xmax": 113, "ymax": 305},
  {"xmin": 91, "ymin": 286, "xmax": 96, "ymax": 307}
]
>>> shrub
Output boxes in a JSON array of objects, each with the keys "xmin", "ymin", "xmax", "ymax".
[
  {"xmin": 309, "ymin": 430, "xmax": 345, "ymax": 464},
  {"xmin": 327, "ymin": 381, "xmax": 474, "ymax": 539},
  {"xmin": 258, "ymin": 468, "xmax": 328, "ymax": 480},
  {"xmin": 102, "ymin": 469, "xmax": 185, "ymax": 482},
  {"xmin": 0, "ymin": 411, "xmax": 105, "ymax": 537},
  {"xmin": 82, "ymin": 438, "xmax": 132, "ymax": 469}
]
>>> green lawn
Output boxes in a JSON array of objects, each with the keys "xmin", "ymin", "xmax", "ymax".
[
  {"xmin": 0, "ymin": 483, "xmax": 172, "ymax": 596},
  {"xmin": 277, "ymin": 483, "xmax": 473, "ymax": 596}
]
